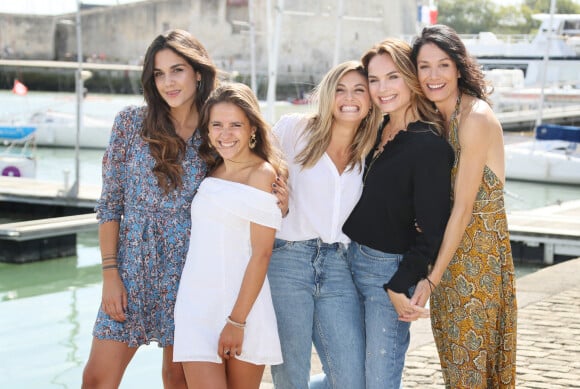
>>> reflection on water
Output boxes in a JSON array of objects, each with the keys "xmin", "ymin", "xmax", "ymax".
[{"xmin": 504, "ymin": 180, "xmax": 580, "ymax": 211}]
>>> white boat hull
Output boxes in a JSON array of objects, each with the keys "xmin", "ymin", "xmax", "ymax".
[
  {"xmin": 28, "ymin": 111, "xmax": 111, "ymax": 149},
  {"xmin": 0, "ymin": 156, "xmax": 36, "ymax": 178},
  {"xmin": 505, "ymin": 141, "xmax": 580, "ymax": 184}
]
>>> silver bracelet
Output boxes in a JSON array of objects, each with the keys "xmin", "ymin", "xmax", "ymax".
[{"xmin": 226, "ymin": 316, "xmax": 246, "ymax": 329}]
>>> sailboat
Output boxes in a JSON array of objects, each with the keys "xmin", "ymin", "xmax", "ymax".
[
  {"xmin": 504, "ymin": 0, "xmax": 580, "ymax": 185},
  {"xmin": 505, "ymin": 124, "xmax": 580, "ymax": 184},
  {"xmin": 0, "ymin": 125, "xmax": 37, "ymax": 178}
]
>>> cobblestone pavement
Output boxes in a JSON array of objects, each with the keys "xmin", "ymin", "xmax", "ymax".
[
  {"xmin": 402, "ymin": 286, "xmax": 580, "ymax": 388},
  {"xmin": 260, "ymin": 258, "xmax": 580, "ymax": 388}
]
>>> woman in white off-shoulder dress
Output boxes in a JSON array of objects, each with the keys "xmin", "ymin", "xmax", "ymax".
[{"xmin": 174, "ymin": 83, "xmax": 288, "ymax": 389}]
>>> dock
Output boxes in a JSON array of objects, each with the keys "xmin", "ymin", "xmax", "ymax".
[
  {"xmin": 0, "ymin": 176, "xmax": 100, "ymax": 208},
  {"xmin": 0, "ymin": 176, "xmax": 100, "ymax": 263},
  {"xmin": 1, "ymin": 177, "xmax": 580, "ymax": 264},
  {"xmin": 0, "ymin": 213, "xmax": 98, "ymax": 263},
  {"xmin": 497, "ymin": 104, "xmax": 580, "ymax": 131},
  {"xmin": 507, "ymin": 199, "xmax": 580, "ymax": 264}
]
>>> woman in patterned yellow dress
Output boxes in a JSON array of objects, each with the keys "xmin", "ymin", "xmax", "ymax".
[{"xmin": 408, "ymin": 25, "xmax": 517, "ymax": 388}]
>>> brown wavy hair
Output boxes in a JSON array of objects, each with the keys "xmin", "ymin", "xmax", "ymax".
[
  {"xmin": 198, "ymin": 83, "xmax": 288, "ymax": 179},
  {"xmin": 361, "ymin": 38, "xmax": 446, "ymax": 137},
  {"xmin": 141, "ymin": 29, "xmax": 217, "ymax": 193},
  {"xmin": 411, "ymin": 24, "xmax": 492, "ymax": 105}
]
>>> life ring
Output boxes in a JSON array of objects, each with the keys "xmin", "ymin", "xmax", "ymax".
[{"xmin": 2, "ymin": 166, "xmax": 21, "ymax": 177}]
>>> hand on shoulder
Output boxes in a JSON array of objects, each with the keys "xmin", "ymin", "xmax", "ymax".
[{"xmin": 247, "ymin": 161, "xmax": 277, "ymax": 193}]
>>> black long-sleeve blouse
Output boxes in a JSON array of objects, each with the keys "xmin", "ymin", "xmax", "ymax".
[{"xmin": 343, "ymin": 120, "xmax": 454, "ymax": 296}]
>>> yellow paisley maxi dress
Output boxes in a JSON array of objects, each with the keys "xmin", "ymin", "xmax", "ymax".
[{"xmin": 430, "ymin": 99, "xmax": 517, "ymax": 388}]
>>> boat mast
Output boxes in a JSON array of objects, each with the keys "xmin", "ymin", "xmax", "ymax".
[
  {"xmin": 266, "ymin": 0, "xmax": 284, "ymax": 124},
  {"xmin": 535, "ymin": 0, "xmax": 557, "ymax": 130}
]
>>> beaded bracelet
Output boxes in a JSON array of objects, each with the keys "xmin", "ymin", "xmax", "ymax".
[{"xmin": 226, "ymin": 316, "xmax": 246, "ymax": 329}]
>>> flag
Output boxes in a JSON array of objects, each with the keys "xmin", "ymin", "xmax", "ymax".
[{"xmin": 12, "ymin": 79, "xmax": 28, "ymax": 96}]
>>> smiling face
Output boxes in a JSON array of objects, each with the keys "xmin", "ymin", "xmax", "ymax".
[
  {"xmin": 208, "ymin": 102, "xmax": 256, "ymax": 161},
  {"xmin": 367, "ymin": 53, "xmax": 411, "ymax": 116},
  {"xmin": 153, "ymin": 48, "xmax": 200, "ymax": 110},
  {"xmin": 332, "ymin": 70, "xmax": 372, "ymax": 125},
  {"xmin": 416, "ymin": 42, "xmax": 461, "ymax": 108}
]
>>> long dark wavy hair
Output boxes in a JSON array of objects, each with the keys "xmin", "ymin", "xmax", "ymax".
[
  {"xmin": 362, "ymin": 38, "xmax": 445, "ymax": 137},
  {"xmin": 411, "ymin": 24, "xmax": 492, "ymax": 106},
  {"xmin": 141, "ymin": 29, "xmax": 217, "ymax": 193},
  {"xmin": 198, "ymin": 83, "xmax": 288, "ymax": 180}
]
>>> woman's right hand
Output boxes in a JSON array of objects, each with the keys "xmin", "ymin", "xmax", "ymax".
[{"xmin": 101, "ymin": 271, "xmax": 127, "ymax": 322}]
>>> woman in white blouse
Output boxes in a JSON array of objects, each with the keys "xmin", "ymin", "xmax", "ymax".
[{"xmin": 268, "ymin": 61, "xmax": 382, "ymax": 389}]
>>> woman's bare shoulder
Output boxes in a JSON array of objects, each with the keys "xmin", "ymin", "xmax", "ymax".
[{"xmin": 247, "ymin": 161, "xmax": 277, "ymax": 193}]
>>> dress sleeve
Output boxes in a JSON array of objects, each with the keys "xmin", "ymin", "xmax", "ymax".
[
  {"xmin": 94, "ymin": 107, "xmax": 134, "ymax": 223},
  {"xmin": 384, "ymin": 136, "xmax": 454, "ymax": 296}
]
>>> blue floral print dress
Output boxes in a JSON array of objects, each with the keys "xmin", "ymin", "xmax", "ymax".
[{"xmin": 93, "ymin": 106, "xmax": 207, "ymax": 347}]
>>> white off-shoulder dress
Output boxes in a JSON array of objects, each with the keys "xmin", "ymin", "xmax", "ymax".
[{"xmin": 173, "ymin": 177, "xmax": 283, "ymax": 365}]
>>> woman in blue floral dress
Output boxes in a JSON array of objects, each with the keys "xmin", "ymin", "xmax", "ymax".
[{"xmin": 81, "ymin": 30, "xmax": 217, "ymax": 388}]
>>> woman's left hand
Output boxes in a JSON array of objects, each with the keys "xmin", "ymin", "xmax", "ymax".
[
  {"xmin": 387, "ymin": 289, "xmax": 429, "ymax": 322},
  {"xmin": 218, "ymin": 323, "xmax": 244, "ymax": 361},
  {"xmin": 272, "ymin": 176, "xmax": 289, "ymax": 217}
]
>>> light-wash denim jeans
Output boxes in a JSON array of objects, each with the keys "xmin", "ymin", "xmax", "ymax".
[
  {"xmin": 349, "ymin": 241, "xmax": 412, "ymax": 389},
  {"xmin": 268, "ymin": 238, "xmax": 365, "ymax": 389}
]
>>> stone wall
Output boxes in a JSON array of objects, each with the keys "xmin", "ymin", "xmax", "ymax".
[{"xmin": 0, "ymin": 0, "xmax": 417, "ymax": 95}]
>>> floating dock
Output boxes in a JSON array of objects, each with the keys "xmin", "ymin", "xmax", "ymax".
[
  {"xmin": 507, "ymin": 199, "xmax": 580, "ymax": 264},
  {"xmin": 0, "ymin": 176, "xmax": 99, "ymax": 263},
  {"xmin": 1, "ymin": 177, "xmax": 580, "ymax": 264},
  {"xmin": 497, "ymin": 104, "xmax": 580, "ymax": 131}
]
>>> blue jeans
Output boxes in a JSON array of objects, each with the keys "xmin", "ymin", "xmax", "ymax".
[
  {"xmin": 268, "ymin": 238, "xmax": 365, "ymax": 389},
  {"xmin": 349, "ymin": 241, "xmax": 412, "ymax": 389}
]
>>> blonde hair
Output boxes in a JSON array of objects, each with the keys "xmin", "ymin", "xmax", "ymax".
[
  {"xmin": 296, "ymin": 61, "xmax": 382, "ymax": 171},
  {"xmin": 361, "ymin": 38, "xmax": 445, "ymax": 137}
]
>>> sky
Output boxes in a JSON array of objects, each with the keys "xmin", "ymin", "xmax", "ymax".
[{"xmin": 0, "ymin": 0, "xmax": 145, "ymax": 15}]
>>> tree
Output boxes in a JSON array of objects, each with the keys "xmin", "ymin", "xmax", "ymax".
[
  {"xmin": 437, "ymin": 0, "xmax": 498, "ymax": 33},
  {"xmin": 436, "ymin": 0, "xmax": 580, "ymax": 35},
  {"xmin": 523, "ymin": 0, "xmax": 580, "ymax": 14}
]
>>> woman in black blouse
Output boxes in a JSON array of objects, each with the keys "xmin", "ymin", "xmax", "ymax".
[{"xmin": 342, "ymin": 38, "xmax": 454, "ymax": 389}]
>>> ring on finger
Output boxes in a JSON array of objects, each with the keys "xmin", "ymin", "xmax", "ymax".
[{"xmin": 225, "ymin": 350, "xmax": 230, "ymax": 356}]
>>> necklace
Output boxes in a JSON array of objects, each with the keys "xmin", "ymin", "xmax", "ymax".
[
  {"xmin": 226, "ymin": 158, "xmax": 258, "ymax": 165},
  {"xmin": 363, "ymin": 148, "xmax": 383, "ymax": 186}
]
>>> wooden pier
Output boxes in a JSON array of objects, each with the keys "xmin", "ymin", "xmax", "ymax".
[
  {"xmin": 1, "ymin": 177, "xmax": 580, "ymax": 264},
  {"xmin": 0, "ymin": 213, "xmax": 98, "ymax": 263},
  {"xmin": 507, "ymin": 199, "xmax": 580, "ymax": 264},
  {"xmin": 0, "ymin": 176, "xmax": 100, "ymax": 263},
  {"xmin": 497, "ymin": 104, "xmax": 580, "ymax": 131},
  {"xmin": 0, "ymin": 176, "xmax": 100, "ymax": 208}
]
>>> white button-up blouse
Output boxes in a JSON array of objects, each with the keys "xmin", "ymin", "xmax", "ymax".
[{"xmin": 273, "ymin": 114, "xmax": 363, "ymax": 245}]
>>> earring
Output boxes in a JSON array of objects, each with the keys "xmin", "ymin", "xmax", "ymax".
[
  {"xmin": 249, "ymin": 133, "xmax": 257, "ymax": 149},
  {"xmin": 208, "ymin": 141, "xmax": 213, "ymax": 149}
]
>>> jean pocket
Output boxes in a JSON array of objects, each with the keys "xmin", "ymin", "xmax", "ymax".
[
  {"xmin": 357, "ymin": 244, "xmax": 402, "ymax": 263},
  {"xmin": 273, "ymin": 238, "xmax": 291, "ymax": 251}
]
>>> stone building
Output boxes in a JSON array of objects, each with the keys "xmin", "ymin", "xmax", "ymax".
[{"xmin": 0, "ymin": 0, "xmax": 418, "ymax": 96}]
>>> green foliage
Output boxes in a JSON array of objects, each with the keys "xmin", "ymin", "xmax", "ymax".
[
  {"xmin": 437, "ymin": 0, "xmax": 498, "ymax": 33},
  {"xmin": 436, "ymin": 0, "xmax": 580, "ymax": 34},
  {"xmin": 524, "ymin": 0, "xmax": 580, "ymax": 14}
]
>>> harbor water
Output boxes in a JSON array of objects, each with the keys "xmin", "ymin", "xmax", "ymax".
[{"xmin": 2, "ymin": 92, "xmax": 580, "ymax": 388}]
